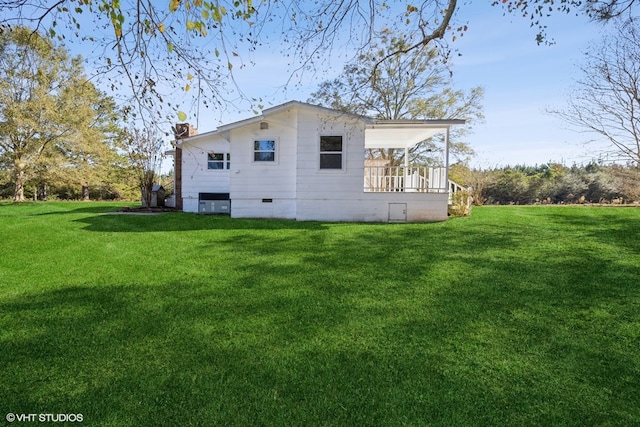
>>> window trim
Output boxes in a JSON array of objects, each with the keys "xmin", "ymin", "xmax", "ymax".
[
  {"xmin": 319, "ymin": 135, "xmax": 344, "ymax": 170},
  {"xmin": 253, "ymin": 138, "xmax": 278, "ymax": 163}
]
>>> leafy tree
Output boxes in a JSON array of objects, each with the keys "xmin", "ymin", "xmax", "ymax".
[
  {"xmin": 0, "ymin": 1, "xmax": 464, "ymax": 119},
  {"xmin": 0, "ymin": 26, "xmax": 120, "ymax": 202},
  {"xmin": 471, "ymin": 162, "xmax": 640, "ymax": 204},
  {"xmin": 35, "ymin": 89, "xmax": 124, "ymax": 200},
  {"xmin": 449, "ymin": 163, "xmax": 493, "ymax": 205},
  {"xmin": 551, "ymin": 19, "xmax": 640, "ymax": 166},
  {"xmin": 484, "ymin": 168, "xmax": 533, "ymax": 204},
  {"xmin": 613, "ymin": 164, "xmax": 640, "ymax": 200},
  {"xmin": 122, "ymin": 127, "xmax": 166, "ymax": 208},
  {"xmin": 0, "ymin": 0, "xmax": 631, "ymax": 120},
  {"xmin": 308, "ymin": 33, "xmax": 483, "ymax": 166}
]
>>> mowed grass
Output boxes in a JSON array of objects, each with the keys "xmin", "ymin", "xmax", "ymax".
[{"xmin": 1, "ymin": 202, "xmax": 639, "ymax": 426}]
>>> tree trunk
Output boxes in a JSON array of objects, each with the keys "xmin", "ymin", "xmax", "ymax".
[
  {"xmin": 82, "ymin": 184, "xmax": 90, "ymax": 200},
  {"xmin": 13, "ymin": 164, "xmax": 26, "ymax": 202},
  {"xmin": 141, "ymin": 169, "xmax": 155, "ymax": 208},
  {"xmin": 141, "ymin": 185, "xmax": 152, "ymax": 208},
  {"xmin": 38, "ymin": 182, "xmax": 47, "ymax": 201}
]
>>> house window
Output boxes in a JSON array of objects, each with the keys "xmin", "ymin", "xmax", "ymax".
[
  {"xmin": 254, "ymin": 140, "xmax": 276, "ymax": 162},
  {"xmin": 208, "ymin": 153, "xmax": 230, "ymax": 170},
  {"xmin": 320, "ymin": 135, "xmax": 343, "ymax": 169}
]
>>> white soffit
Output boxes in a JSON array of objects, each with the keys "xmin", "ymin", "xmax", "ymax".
[{"xmin": 364, "ymin": 121, "xmax": 464, "ymax": 149}]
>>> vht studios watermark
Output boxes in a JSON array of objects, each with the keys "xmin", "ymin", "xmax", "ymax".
[{"xmin": 5, "ymin": 413, "xmax": 83, "ymax": 423}]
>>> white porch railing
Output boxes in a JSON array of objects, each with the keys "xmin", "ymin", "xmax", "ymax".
[
  {"xmin": 364, "ymin": 166, "xmax": 448, "ymax": 193},
  {"xmin": 448, "ymin": 179, "xmax": 472, "ymax": 204}
]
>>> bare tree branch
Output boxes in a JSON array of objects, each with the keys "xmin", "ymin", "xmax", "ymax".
[{"xmin": 550, "ymin": 19, "xmax": 640, "ymax": 165}]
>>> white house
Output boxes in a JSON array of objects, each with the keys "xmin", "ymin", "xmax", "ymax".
[{"xmin": 169, "ymin": 101, "xmax": 466, "ymax": 222}]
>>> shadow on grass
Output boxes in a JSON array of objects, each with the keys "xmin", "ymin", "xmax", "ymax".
[
  {"xmin": 0, "ymin": 201, "xmax": 127, "ymax": 217},
  {"xmin": 2, "ymin": 215, "xmax": 639, "ymax": 425},
  {"xmin": 1, "ymin": 206, "xmax": 638, "ymax": 424},
  {"xmin": 73, "ymin": 212, "xmax": 329, "ymax": 232},
  {"xmin": 0, "ymin": 201, "xmax": 328, "ymax": 232},
  {"xmin": 544, "ymin": 208, "xmax": 640, "ymax": 255}
]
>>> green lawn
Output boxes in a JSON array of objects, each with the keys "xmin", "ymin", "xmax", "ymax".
[{"xmin": 1, "ymin": 202, "xmax": 639, "ymax": 426}]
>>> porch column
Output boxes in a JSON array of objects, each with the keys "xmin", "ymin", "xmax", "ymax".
[
  {"xmin": 405, "ymin": 145, "xmax": 409, "ymax": 191},
  {"xmin": 445, "ymin": 126, "xmax": 450, "ymax": 194}
]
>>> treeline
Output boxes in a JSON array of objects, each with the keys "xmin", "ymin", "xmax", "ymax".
[
  {"xmin": 0, "ymin": 179, "xmax": 129, "ymax": 201},
  {"xmin": 0, "ymin": 27, "xmax": 173, "ymax": 204},
  {"xmin": 0, "ymin": 170, "xmax": 174, "ymax": 202},
  {"xmin": 451, "ymin": 162, "xmax": 640, "ymax": 205}
]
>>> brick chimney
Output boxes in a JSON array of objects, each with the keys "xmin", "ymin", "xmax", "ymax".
[
  {"xmin": 172, "ymin": 123, "xmax": 197, "ymax": 211},
  {"xmin": 173, "ymin": 123, "xmax": 198, "ymax": 139}
]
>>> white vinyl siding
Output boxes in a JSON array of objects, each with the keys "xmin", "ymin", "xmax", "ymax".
[
  {"xmin": 178, "ymin": 102, "xmax": 450, "ymax": 221},
  {"xmin": 230, "ymin": 116, "xmax": 296, "ymax": 218},
  {"xmin": 180, "ymin": 137, "xmax": 231, "ymax": 213}
]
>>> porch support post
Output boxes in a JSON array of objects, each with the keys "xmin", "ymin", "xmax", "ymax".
[
  {"xmin": 445, "ymin": 126, "xmax": 450, "ymax": 193},
  {"xmin": 405, "ymin": 145, "xmax": 410, "ymax": 191}
]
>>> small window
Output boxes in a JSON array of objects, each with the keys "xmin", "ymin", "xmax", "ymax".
[
  {"xmin": 254, "ymin": 140, "xmax": 276, "ymax": 162},
  {"xmin": 208, "ymin": 153, "xmax": 230, "ymax": 170},
  {"xmin": 320, "ymin": 135, "xmax": 343, "ymax": 169}
]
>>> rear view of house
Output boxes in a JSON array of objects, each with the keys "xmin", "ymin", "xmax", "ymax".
[{"xmin": 168, "ymin": 101, "xmax": 465, "ymax": 222}]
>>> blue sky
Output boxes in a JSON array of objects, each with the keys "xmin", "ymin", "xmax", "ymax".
[
  {"xmin": 204, "ymin": 1, "xmax": 610, "ymax": 168},
  {"xmin": 449, "ymin": 2, "xmax": 609, "ymax": 167},
  {"xmin": 9, "ymin": 1, "xmax": 608, "ymax": 168}
]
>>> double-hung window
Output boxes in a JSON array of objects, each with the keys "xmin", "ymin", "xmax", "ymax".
[
  {"xmin": 254, "ymin": 140, "xmax": 276, "ymax": 162},
  {"xmin": 208, "ymin": 153, "xmax": 230, "ymax": 170},
  {"xmin": 320, "ymin": 135, "xmax": 343, "ymax": 169}
]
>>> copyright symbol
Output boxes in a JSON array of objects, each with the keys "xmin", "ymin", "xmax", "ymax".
[{"xmin": 6, "ymin": 413, "xmax": 16, "ymax": 423}]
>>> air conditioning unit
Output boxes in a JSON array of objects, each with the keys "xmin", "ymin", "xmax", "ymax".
[
  {"xmin": 198, "ymin": 197, "xmax": 230, "ymax": 214},
  {"xmin": 199, "ymin": 200, "xmax": 213, "ymax": 213},
  {"xmin": 198, "ymin": 193, "xmax": 231, "ymax": 214}
]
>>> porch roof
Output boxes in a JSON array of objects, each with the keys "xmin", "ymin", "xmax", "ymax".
[{"xmin": 364, "ymin": 119, "xmax": 466, "ymax": 149}]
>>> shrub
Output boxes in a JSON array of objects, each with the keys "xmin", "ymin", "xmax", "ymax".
[{"xmin": 449, "ymin": 190, "xmax": 473, "ymax": 216}]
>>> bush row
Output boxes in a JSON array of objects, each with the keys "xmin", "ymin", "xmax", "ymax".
[{"xmin": 451, "ymin": 163, "xmax": 640, "ymax": 205}]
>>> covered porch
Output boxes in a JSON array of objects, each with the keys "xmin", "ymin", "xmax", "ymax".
[{"xmin": 362, "ymin": 119, "xmax": 466, "ymax": 194}]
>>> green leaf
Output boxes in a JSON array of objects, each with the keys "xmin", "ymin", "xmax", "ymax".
[
  {"xmin": 212, "ymin": 6, "xmax": 222, "ymax": 22},
  {"xmin": 177, "ymin": 111, "xmax": 187, "ymax": 121}
]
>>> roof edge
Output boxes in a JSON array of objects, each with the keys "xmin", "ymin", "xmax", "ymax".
[
  {"xmin": 367, "ymin": 119, "xmax": 466, "ymax": 128},
  {"xmin": 174, "ymin": 102, "xmax": 466, "ymax": 144}
]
